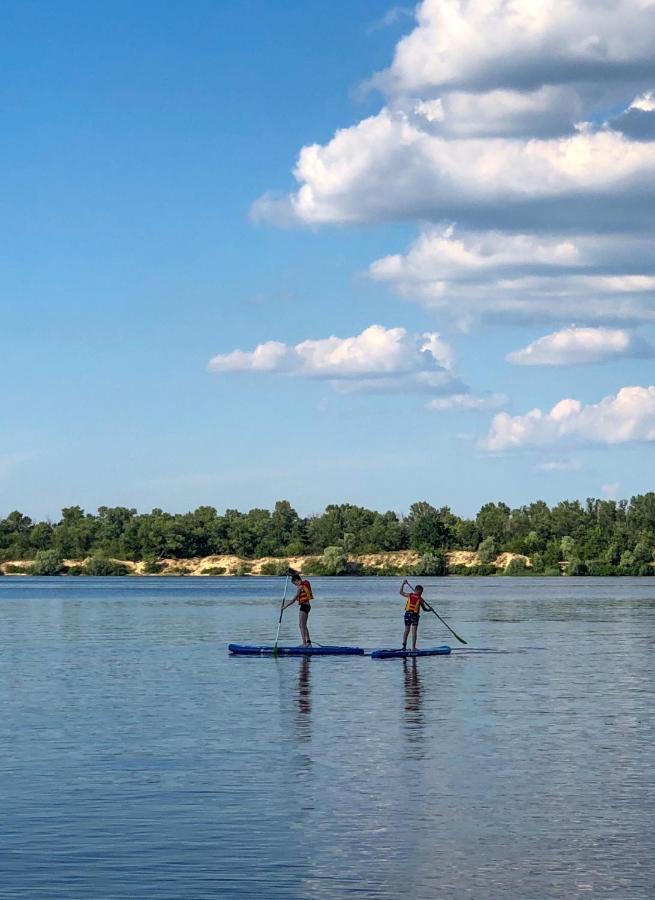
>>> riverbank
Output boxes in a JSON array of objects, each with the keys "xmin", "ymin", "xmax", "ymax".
[{"xmin": 2, "ymin": 549, "xmax": 531, "ymax": 576}]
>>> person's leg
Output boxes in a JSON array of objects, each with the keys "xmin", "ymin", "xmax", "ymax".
[
  {"xmin": 300, "ymin": 609, "xmax": 310, "ymax": 645},
  {"xmin": 411, "ymin": 622, "xmax": 418, "ymax": 650},
  {"xmin": 303, "ymin": 610, "xmax": 311, "ymax": 646},
  {"xmin": 402, "ymin": 620, "xmax": 411, "ymax": 649}
]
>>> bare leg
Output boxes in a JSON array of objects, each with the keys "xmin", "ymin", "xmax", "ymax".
[
  {"xmin": 299, "ymin": 610, "xmax": 311, "ymax": 646},
  {"xmin": 411, "ymin": 623, "xmax": 418, "ymax": 650},
  {"xmin": 402, "ymin": 624, "xmax": 410, "ymax": 648}
]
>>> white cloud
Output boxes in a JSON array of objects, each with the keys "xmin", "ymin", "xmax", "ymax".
[
  {"xmin": 374, "ymin": 0, "xmax": 655, "ymax": 98},
  {"xmin": 538, "ymin": 459, "xmax": 583, "ymax": 472},
  {"xmin": 485, "ymin": 385, "xmax": 655, "ymax": 451},
  {"xmin": 507, "ymin": 326, "xmax": 655, "ymax": 366},
  {"xmin": 408, "ymin": 86, "xmax": 585, "ymax": 139},
  {"xmin": 428, "ymin": 393, "xmax": 507, "ymax": 411},
  {"xmin": 607, "ymin": 90, "xmax": 655, "ymax": 141},
  {"xmin": 253, "ymin": 0, "xmax": 655, "ymax": 334},
  {"xmin": 367, "ymin": 5, "xmax": 414, "ymax": 33},
  {"xmin": 208, "ymin": 324, "xmax": 463, "ymax": 395},
  {"xmin": 602, "ymin": 481, "xmax": 621, "ymax": 498},
  {"xmin": 254, "ymin": 114, "xmax": 655, "ymax": 229},
  {"xmin": 369, "ymin": 228, "xmax": 655, "ymax": 325}
]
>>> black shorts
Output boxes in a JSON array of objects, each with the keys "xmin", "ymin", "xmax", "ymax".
[
  {"xmin": 299, "ymin": 603, "xmax": 311, "ymax": 615},
  {"xmin": 404, "ymin": 611, "xmax": 420, "ymax": 627}
]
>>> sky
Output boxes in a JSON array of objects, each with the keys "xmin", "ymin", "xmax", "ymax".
[{"xmin": 2, "ymin": 0, "xmax": 654, "ymax": 521}]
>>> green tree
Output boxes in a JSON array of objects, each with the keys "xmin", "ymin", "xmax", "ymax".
[
  {"xmin": 476, "ymin": 502, "xmax": 510, "ymax": 547},
  {"xmin": 321, "ymin": 546, "xmax": 349, "ymax": 575},
  {"xmin": 407, "ymin": 502, "xmax": 448, "ymax": 552},
  {"xmin": 477, "ymin": 536, "xmax": 497, "ymax": 564},
  {"xmin": 412, "ymin": 551, "xmax": 447, "ymax": 576},
  {"xmin": 30, "ymin": 550, "xmax": 65, "ymax": 576}
]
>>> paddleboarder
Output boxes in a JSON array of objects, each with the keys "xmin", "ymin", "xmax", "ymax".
[
  {"xmin": 283, "ymin": 571, "xmax": 314, "ymax": 646},
  {"xmin": 399, "ymin": 580, "xmax": 430, "ymax": 650}
]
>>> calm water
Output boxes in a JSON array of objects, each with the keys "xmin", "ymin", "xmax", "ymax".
[{"xmin": 0, "ymin": 576, "xmax": 653, "ymax": 899}]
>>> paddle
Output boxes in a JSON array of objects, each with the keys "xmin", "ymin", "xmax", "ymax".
[
  {"xmin": 405, "ymin": 580, "xmax": 468, "ymax": 645},
  {"xmin": 272, "ymin": 574, "xmax": 290, "ymax": 657}
]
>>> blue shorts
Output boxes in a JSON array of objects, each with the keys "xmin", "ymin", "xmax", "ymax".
[{"xmin": 404, "ymin": 611, "xmax": 420, "ymax": 627}]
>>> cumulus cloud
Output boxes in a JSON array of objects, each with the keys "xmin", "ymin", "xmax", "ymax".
[
  {"xmin": 428, "ymin": 393, "xmax": 508, "ymax": 411},
  {"xmin": 607, "ymin": 91, "xmax": 655, "ymax": 141},
  {"xmin": 485, "ymin": 385, "xmax": 655, "ymax": 451},
  {"xmin": 507, "ymin": 326, "xmax": 655, "ymax": 366},
  {"xmin": 253, "ymin": 0, "xmax": 655, "ymax": 332},
  {"xmin": 374, "ymin": 0, "xmax": 655, "ymax": 98},
  {"xmin": 254, "ymin": 114, "xmax": 655, "ymax": 230},
  {"xmin": 369, "ymin": 227, "xmax": 655, "ymax": 324},
  {"xmin": 208, "ymin": 324, "xmax": 465, "ymax": 395}
]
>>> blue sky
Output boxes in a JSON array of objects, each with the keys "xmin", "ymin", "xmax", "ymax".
[{"xmin": 2, "ymin": 0, "xmax": 654, "ymax": 521}]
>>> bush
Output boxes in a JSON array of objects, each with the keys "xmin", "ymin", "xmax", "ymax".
[
  {"xmin": 259, "ymin": 560, "xmax": 290, "ymax": 576},
  {"xmin": 567, "ymin": 558, "xmax": 588, "ymax": 576},
  {"xmin": 504, "ymin": 557, "xmax": 531, "ymax": 576},
  {"xmin": 84, "ymin": 556, "xmax": 129, "ymax": 576},
  {"xmin": 3, "ymin": 564, "xmax": 25, "ymax": 574},
  {"xmin": 166, "ymin": 566, "xmax": 191, "ymax": 576},
  {"xmin": 587, "ymin": 560, "xmax": 618, "ymax": 576},
  {"xmin": 376, "ymin": 564, "xmax": 402, "ymax": 577},
  {"xmin": 29, "ymin": 550, "xmax": 65, "ymax": 576},
  {"xmin": 201, "ymin": 566, "xmax": 226, "ymax": 575},
  {"xmin": 142, "ymin": 555, "xmax": 163, "ymax": 574},
  {"xmin": 448, "ymin": 563, "xmax": 496, "ymax": 576},
  {"xmin": 321, "ymin": 546, "xmax": 349, "ymax": 576},
  {"xmin": 67, "ymin": 565, "xmax": 86, "ymax": 576},
  {"xmin": 542, "ymin": 566, "xmax": 561, "ymax": 576},
  {"xmin": 619, "ymin": 550, "xmax": 634, "ymax": 569},
  {"xmin": 477, "ymin": 537, "xmax": 497, "ymax": 564},
  {"xmin": 633, "ymin": 543, "xmax": 654, "ymax": 568},
  {"xmin": 233, "ymin": 564, "xmax": 252, "ymax": 576},
  {"xmin": 412, "ymin": 552, "xmax": 447, "ymax": 576}
]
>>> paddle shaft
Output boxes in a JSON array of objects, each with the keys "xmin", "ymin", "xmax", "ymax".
[
  {"xmin": 273, "ymin": 575, "xmax": 290, "ymax": 651},
  {"xmin": 405, "ymin": 580, "xmax": 468, "ymax": 645}
]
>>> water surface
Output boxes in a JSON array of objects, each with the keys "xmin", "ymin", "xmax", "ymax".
[{"xmin": 1, "ymin": 576, "xmax": 653, "ymax": 898}]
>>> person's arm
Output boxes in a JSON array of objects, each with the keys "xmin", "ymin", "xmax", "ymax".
[
  {"xmin": 421, "ymin": 599, "xmax": 431, "ymax": 612},
  {"xmin": 399, "ymin": 579, "xmax": 411, "ymax": 597},
  {"xmin": 283, "ymin": 586, "xmax": 301, "ymax": 609}
]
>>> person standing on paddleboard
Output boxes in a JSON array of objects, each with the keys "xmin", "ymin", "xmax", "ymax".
[
  {"xmin": 283, "ymin": 571, "xmax": 313, "ymax": 646},
  {"xmin": 399, "ymin": 580, "xmax": 430, "ymax": 651}
]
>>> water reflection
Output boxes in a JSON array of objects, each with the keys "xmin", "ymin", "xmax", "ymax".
[
  {"xmin": 402, "ymin": 658, "xmax": 424, "ymax": 756},
  {"xmin": 295, "ymin": 656, "xmax": 312, "ymax": 744}
]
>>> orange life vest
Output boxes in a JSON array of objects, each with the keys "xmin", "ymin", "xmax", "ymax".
[
  {"xmin": 405, "ymin": 592, "xmax": 422, "ymax": 614},
  {"xmin": 297, "ymin": 579, "xmax": 313, "ymax": 605}
]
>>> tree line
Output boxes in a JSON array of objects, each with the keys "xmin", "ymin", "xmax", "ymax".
[{"xmin": 1, "ymin": 494, "xmax": 654, "ymax": 575}]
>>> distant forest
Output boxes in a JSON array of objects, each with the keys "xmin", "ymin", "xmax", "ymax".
[{"xmin": 1, "ymin": 495, "xmax": 654, "ymax": 576}]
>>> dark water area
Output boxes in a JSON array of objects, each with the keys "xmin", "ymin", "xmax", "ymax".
[{"xmin": 1, "ymin": 576, "xmax": 653, "ymax": 899}]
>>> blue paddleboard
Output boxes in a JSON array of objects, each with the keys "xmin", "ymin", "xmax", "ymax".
[
  {"xmin": 370, "ymin": 645, "xmax": 451, "ymax": 659},
  {"xmin": 228, "ymin": 644, "xmax": 365, "ymax": 656}
]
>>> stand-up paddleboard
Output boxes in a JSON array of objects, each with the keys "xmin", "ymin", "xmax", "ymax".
[
  {"xmin": 370, "ymin": 645, "xmax": 451, "ymax": 659},
  {"xmin": 229, "ymin": 643, "xmax": 365, "ymax": 656}
]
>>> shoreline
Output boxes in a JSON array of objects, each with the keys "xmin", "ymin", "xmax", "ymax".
[{"xmin": 2, "ymin": 549, "xmax": 523, "ymax": 577}]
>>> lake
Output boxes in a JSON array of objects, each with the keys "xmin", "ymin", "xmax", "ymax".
[{"xmin": 0, "ymin": 576, "xmax": 653, "ymax": 899}]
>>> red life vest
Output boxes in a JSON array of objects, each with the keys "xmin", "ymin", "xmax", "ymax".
[{"xmin": 405, "ymin": 592, "xmax": 421, "ymax": 614}]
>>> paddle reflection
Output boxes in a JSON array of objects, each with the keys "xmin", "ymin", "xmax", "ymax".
[{"xmin": 402, "ymin": 658, "xmax": 425, "ymax": 754}]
